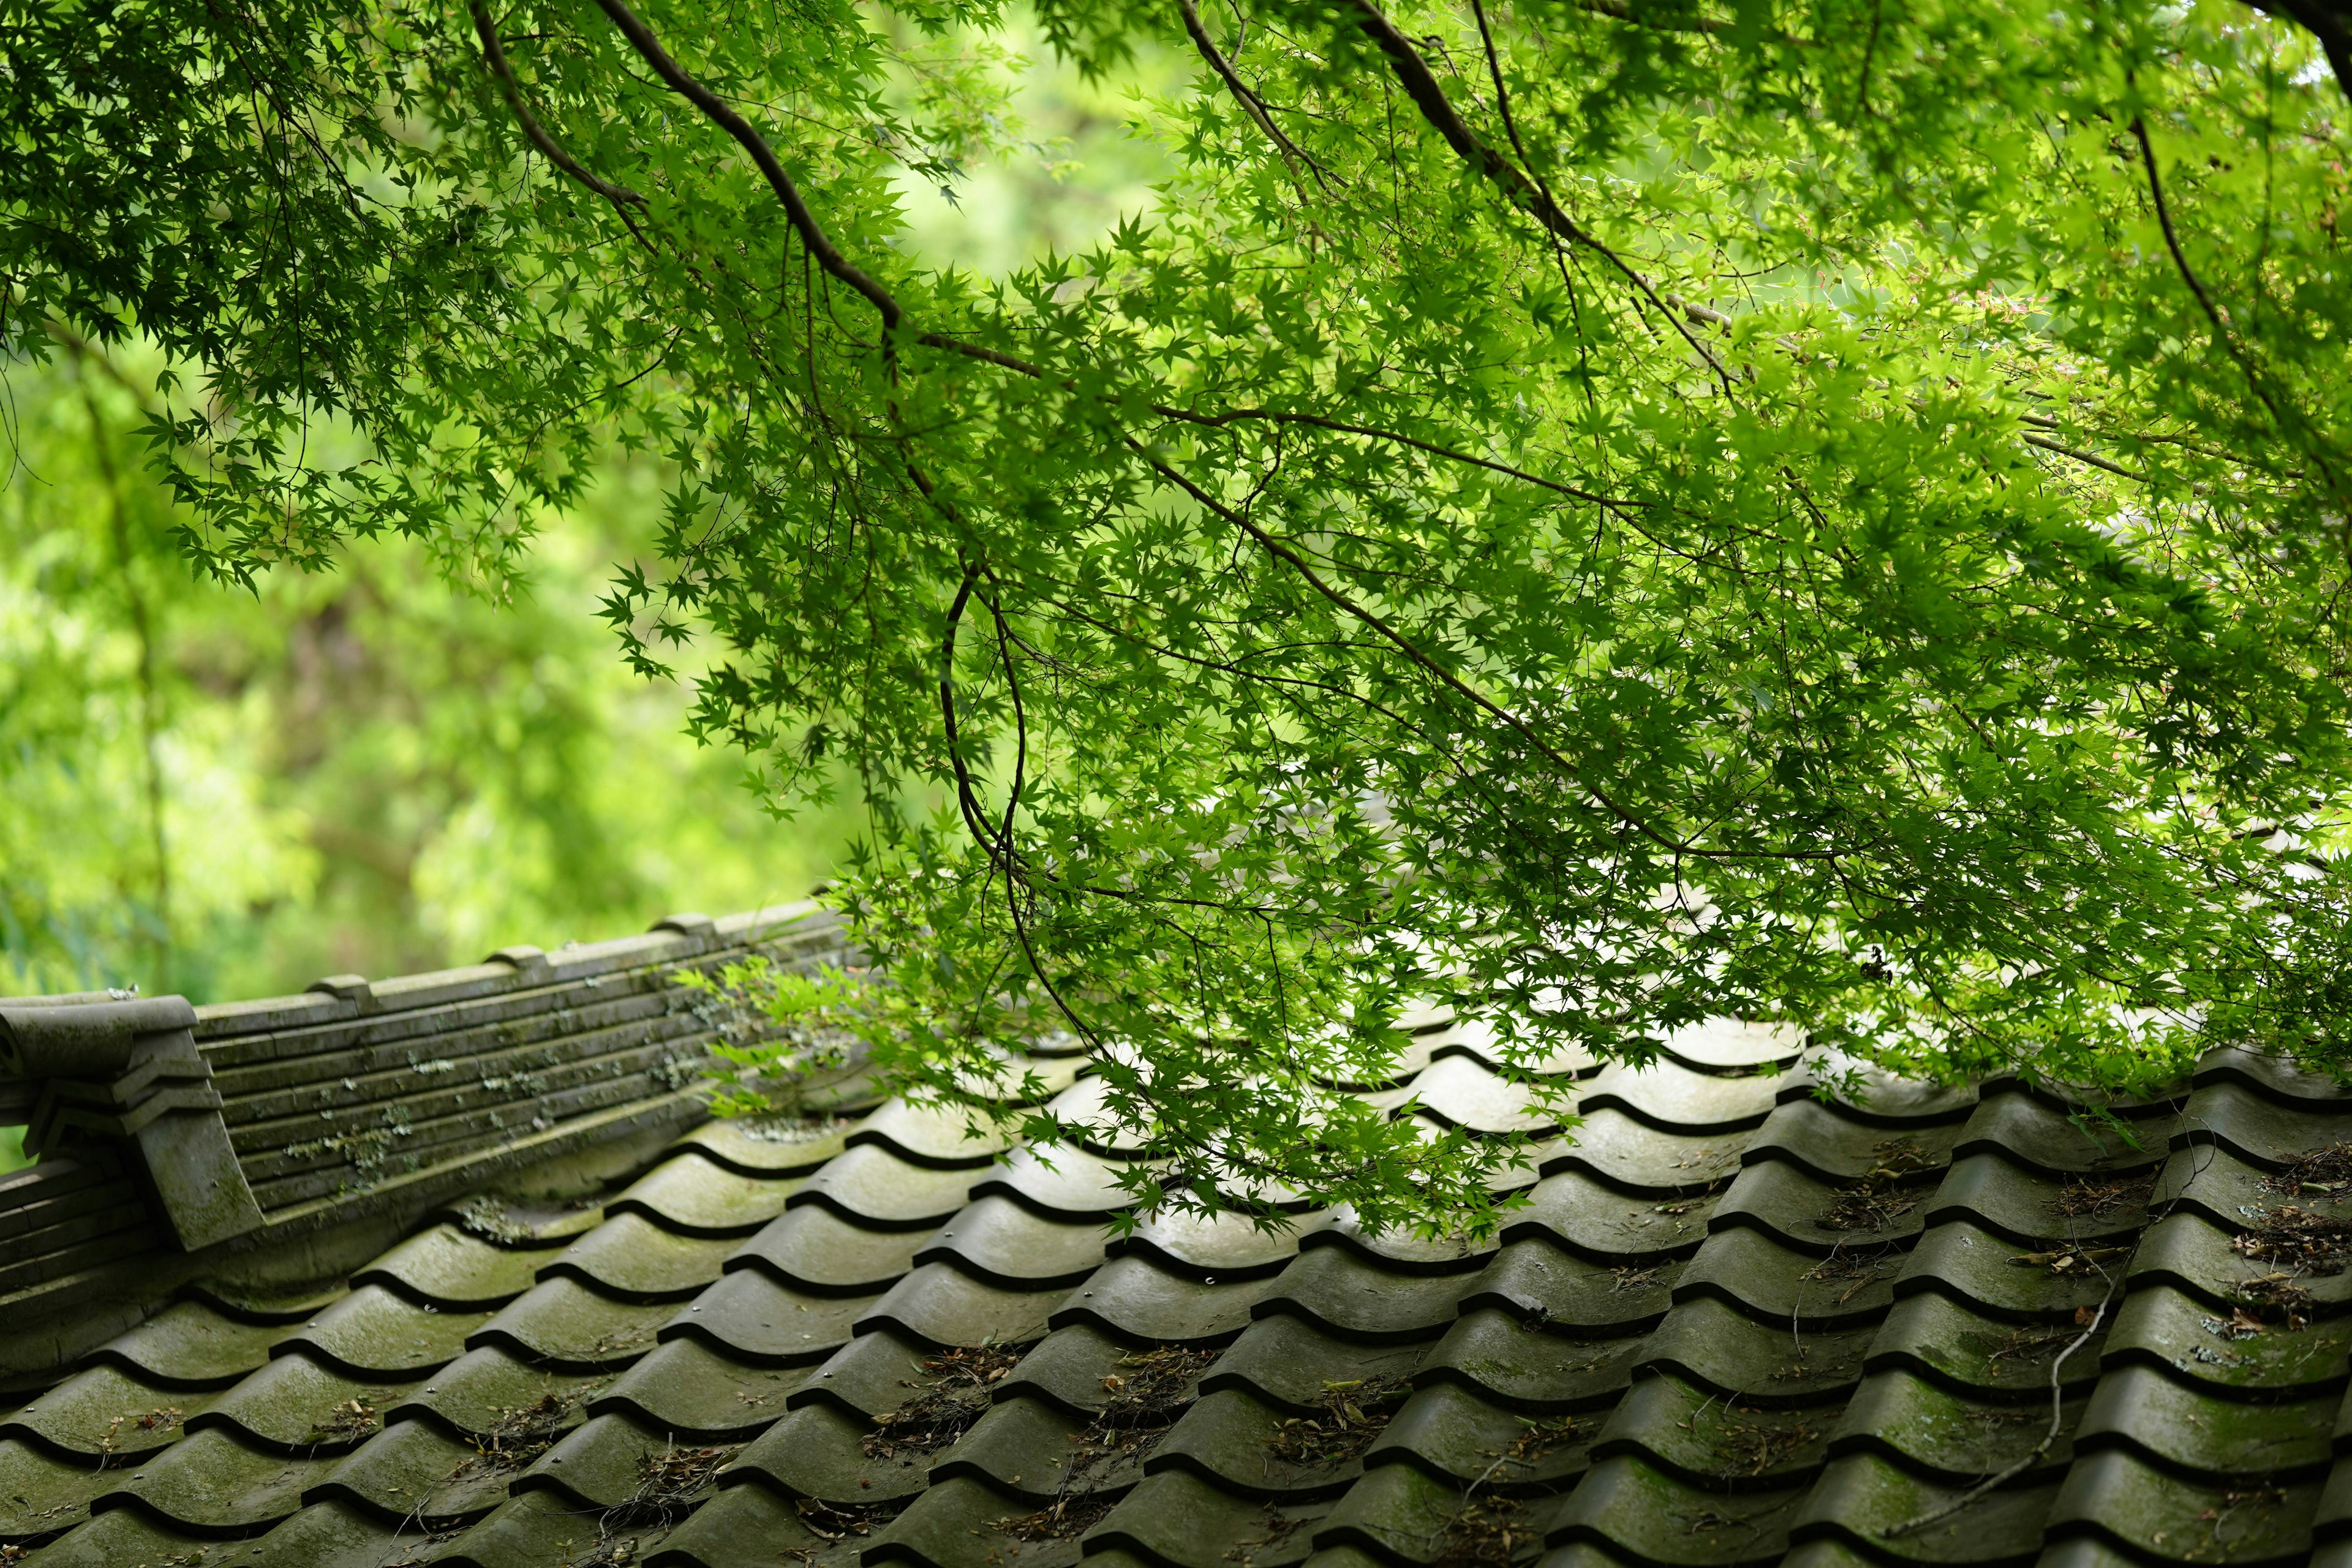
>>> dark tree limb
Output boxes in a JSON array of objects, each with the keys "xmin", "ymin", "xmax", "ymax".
[
  {"xmin": 591, "ymin": 0, "xmax": 905, "ymax": 330},
  {"xmin": 470, "ymin": 2, "xmax": 645, "ymax": 209}
]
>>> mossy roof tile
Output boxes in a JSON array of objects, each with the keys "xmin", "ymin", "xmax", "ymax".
[
  {"xmin": 606, "ymin": 1150, "xmax": 804, "ymax": 1237},
  {"xmin": 19, "ymin": 916, "xmax": 2352, "ymax": 1567}
]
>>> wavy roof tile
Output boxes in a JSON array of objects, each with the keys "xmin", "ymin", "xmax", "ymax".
[{"xmin": 4, "ymin": 919, "xmax": 2352, "ymax": 1566}]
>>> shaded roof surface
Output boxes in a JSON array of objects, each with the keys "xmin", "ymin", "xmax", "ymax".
[{"xmin": 6, "ymin": 967, "xmax": 2352, "ymax": 1567}]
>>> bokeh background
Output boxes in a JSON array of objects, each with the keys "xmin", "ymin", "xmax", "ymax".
[{"xmin": 0, "ymin": 15, "xmax": 1170, "ymax": 1025}]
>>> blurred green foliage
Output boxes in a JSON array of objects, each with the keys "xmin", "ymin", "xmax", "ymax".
[
  {"xmin": 0, "ymin": 9, "xmax": 1162, "ymax": 1016},
  {"xmin": 0, "ymin": 342, "xmax": 864, "ymax": 1005}
]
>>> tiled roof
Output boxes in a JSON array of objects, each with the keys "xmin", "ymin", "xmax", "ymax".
[{"xmin": 6, "ymin": 921, "xmax": 2352, "ymax": 1567}]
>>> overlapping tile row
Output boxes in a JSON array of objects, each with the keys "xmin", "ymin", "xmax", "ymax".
[
  {"xmin": 7, "ymin": 990, "xmax": 2352, "ymax": 1567},
  {"xmin": 0, "ymin": 905, "xmax": 848, "ymax": 1377}
]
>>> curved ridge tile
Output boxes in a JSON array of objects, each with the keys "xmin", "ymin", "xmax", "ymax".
[
  {"xmin": 671, "ymin": 1116, "xmax": 854, "ymax": 1178},
  {"xmin": 1638, "ymin": 1297, "xmax": 1875, "ymax": 1408},
  {"xmin": 851, "ymin": 1101, "xmax": 1014, "ymax": 1170},
  {"xmin": 607, "ymin": 1150, "xmax": 804, "ymax": 1237},
  {"xmin": 1777, "ymin": 1052, "xmax": 1980, "ymax": 1126},
  {"xmin": 1539, "ymin": 1110, "xmax": 1747, "ymax": 1197},
  {"xmin": 1578, "ymin": 1059, "xmax": 1781, "ymax": 1137},
  {"xmin": 88, "ymin": 1302, "xmax": 299, "ymax": 1390},
  {"xmin": 4, "ymin": 1365, "xmax": 220, "ymax": 1463},
  {"xmin": 510, "ymin": 1409, "xmax": 738, "ymax": 1513},
  {"xmin": 1457, "ymin": 1235, "xmax": 1678, "ymax": 1338},
  {"xmin": 1710, "ymin": 1159, "xmax": 1930, "ymax": 1256},
  {"xmin": 9, "ymin": 1503, "xmax": 206, "ymax": 1566},
  {"xmin": 1318, "ymin": 1460, "xmax": 1550, "ymax": 1568},
  {"xmin": 1251, "ymin": 1246, "xmax": 1477, "ymax": 1344},
  {"xmin": 2071, "ymin": 1362, "xmax": 2334, "ymax": 1480},
  {"xmin": 1893, "ymin": 1221, "xmax": 2117, "ymax": 1320},
  {"xmin": 1546, "ymin": 1452, "xmax": 1801, "ymax": 1566},
  {"xmin": 642, "ymin": 1481, "xmax": 826, "ymax": 1568},
  {"xmin": 1785, "ymin": 1452, "xmax": 2054, "ymax": 1566},
  {"xmin": 1864, "ymin": 1294, "xmax": 2110, "ymax": 1400},
  {"xmin": 2152, "ymin": 1140, "xmax": 2328, "ymax": 1234},
  {"xmin": 658, "ymin": 1268, "xmax": 875, "ymax": 1366},
  {"xmin": 788, "ymin": 1328, "xmax": 939, "ymax": 1421},
  {"xmin": 865, "ymin": 1471, "xmax": 1085, "ymax": 1568},
  {"xmin": 1922, "ymin": 1156, "xmax": 2152, "ymax": 1249},
  {"xmin": 1949, "ymin": 1091, "xmax": 2172, "ymax": 1180},
  {"xmin": 1370, "ymin": 1052, "xmax": 1568, "ymax": 1137},
  {"xmin": 1205, "ymin": 1316, "xmax": 1427, "ymax": 1414},
  {"xmin": 2174, "ymin": 1080, "xmax": 2352, "ymax": 1172},
  {"xmin": 303, "ymin": 1416, "xmax": 511, "ymax": 1525},
  {"xmin": 2094, "ymin": 1280, "xmax": 2352, "ymax": 1395},
  {"xmin": 1418, "ymin": 1310, "xmax": 1645, "ymax": 1414},
  {"xmin": 1742, "ymin": 1102, "xmax": 1960, "ymax": 1187},
  {"xmin": 2195, "ymin": 1045, "xmax": 2352, "ymax": 1110},
  {"xmin": 1049, "ymin": 1257, "xmax": 1278, "ymax": 1346},
  {"xmin": 245, "ymin": 1498, "xmax": 430, "ymax": 1568},
  {"xmin": 1509, "ymin": 1169, "xmax": 1722, "ymax": 1263},
  {"xmin": 725, "ymin": 1204, "xmax": 925, "ymax": 1296},
  {"xmin": 1828, "ymin": 1369, "xmax": 2079, "ymax": 1485},
  {"xmin": 1363, "ymin": 1378, "xmax": 1593, "ymax": 1490},
  {"xmin": 790, "ymin": 1143, "xmax": 976, "ymax": 1231},
  {"xmin": 924, "ymin": 1392, "xmax": 1097, "ymax": 1505},
  {"xmin": 1301, "ymin": 1213, "xmax": 1500, "ymax": 1277},
  {"xmin": 1586, "ymin": 1375, "xmax": 1829, "ymax": 1491},
  {"xmin": 1085, "ymin": 1469, "xmax": 1329, "ymax": 1568},
  {"xmin": 1114, "ymin": 1207, "xmax": 1305, "ymax": 1282},
  {"xmin": 587, "ymin": 1337, "xmax": 809, "ymax": 1439},
  {"xmin": 971, "ymin": 1144, "xmax": 1139, "ymax": 1223},
  {"xmin": 0, "ymin": 1436, "xmax": 123, "ymax": 1541},
  {"xmin": 353, "ymin": 1223, "xmax": 543, "ymax": 1310},
  {"xmin": 185, "ymin": 1354, "xmax": 421, "ymax": 1454},
  {"xmin": 1147, "ymin": 1385, "xmax": 1375, "ymax": 1499},
  {"xmin": 94, "ymin": 1425, "xmax": 336, "ymax": 1534},
  {"xmin": 859, "ymin": 1261, "xmax": 1060, "ymax": 1348},
  {"xmin": 1660, "ymin": 1020, "xmax": 1806, "ymax": 1077},
  {"xmin": 1678, "ymin": 1227, "xmax": 1904, "ymax": 1330},
  {"xmin": 274, "ymin": 1284, "xmax": 494, "ymax": 1379},
  {"xmin": 465, "ymin": 1277, "xmax": 676, "ymax": 1371},
  {"xmin": 377, "ymin": 1344, "xmax": 608, "ymax": 1440},
  {"xmin": 2127, "ymin": 1208, "xmax": 2352, "ymax": 1318},
  {"xmin": 2043, "ymin": 1446, "xmax": 2319, "ymax": 1565},
  {"xmin": 538, "ymin": 1212, "xmax": 739, "ymax": 1302},
  {"xmin": 913, "ymin": 1195, "xmax": 1110, "ymax": 1290},
  {"xmin": 729, "ymin": 1401, "xmax": 929, "ymax": 1505}
]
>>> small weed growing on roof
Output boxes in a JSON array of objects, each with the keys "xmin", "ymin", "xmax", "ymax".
[
  {"xmin": 303, "ymin": 1398, "xmax": 379, "ymax": 1446},
  {"xmin": 447, "ymin": 1389, "xmax": 592, "ymax": 1481},
  {"xmin": 990, "ymin": 1344, "xmax": 1216, "ymax": 1547},
  {"xmin": 1265, "ymin": 1376, "xmax": 1410, "ymax": 1466},
  {"xmin": 2049, "ymin": 1172, "xmax": 2155, "ymax": 1223},
  {"xmin": 93, "ymin": 1405, "xmax": 183, "ymax": 1461},
  {"xmin": 2007, "ymin": 1244, "xmax": 2129, "ymax": 1277},
  {"xmin": 1803, "ymin": 1245, "xmax": 1901, "ymax": 1305},
  {"xmin": 997, "ymin": 1496, "xmax": 1116, "ymax": 1542},
  {"xmin": 1679, "ymin": 1401, "xmax": 1817, "ymax": 1479},
  {"xmin": 1224, "ymin": 1507, "xmax": 1309, "ymax": 1567},
  {"xmin": 2236, "ymin": 1273, "xmax": 2320, "ymax": 1329},
  {"xmin": 1820, "ymin": 1139, "xmax": 1939, "ymax": 1234},
  {"xmin": 2266, "ymin": 1143, "xmax": 2352, "ymax": 1196},
  {"xmin": 795, "ymin": 1498, "xmax": 899, "ymax": 1543},
  {"xmin": 1607, "ymin": 1265, "xmax": 1662, "ymax": 1294},
  {"xmin": 1435, "ymin": 1494, "xmax": 1536, "ymax": 1568},
  {"xmin": 1064, "ymin": 1344, "xmax": 1216, "ymax": 1479},
  {"xmin": 2234, "ymin": 1205, "xmax": 2352, "ymax": 1275},
  {"xmin": 454, "ymin": 1196, "xmax": 533, "ymax": 1245},
  {"xmin": 863, "ymin": 1343, "xmax": 1031, "ymax": 1460},
  {"xmin": 597, "ymin": 1442, "xmax": 738, "ymax": 1533}
]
